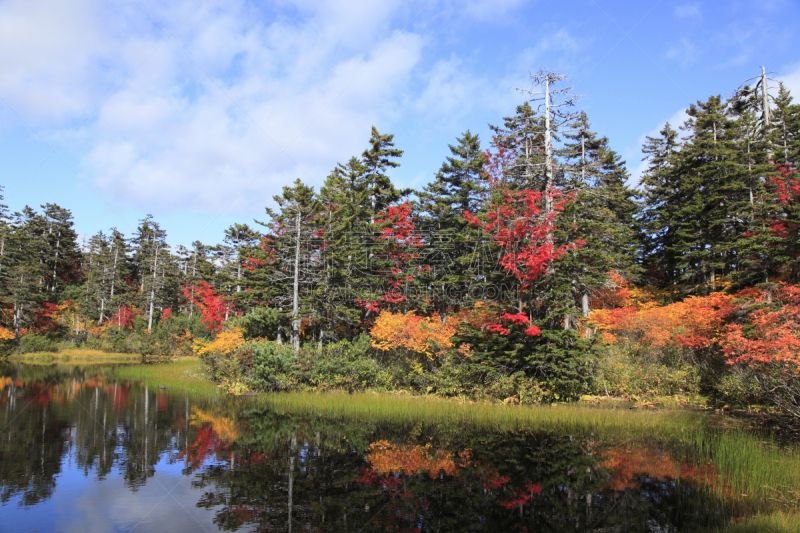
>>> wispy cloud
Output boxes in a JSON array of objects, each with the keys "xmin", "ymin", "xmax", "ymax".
[
  {"xmin": 665, "ymin": 37, "xmax": 697, "ymax": 67},
  {"xmin": 674, "ymin": 4, "xmax": 701, "ymax": 19},
  {"xmin": 779, "ymin": 63, "xmax": 800, "ymax": 96}
]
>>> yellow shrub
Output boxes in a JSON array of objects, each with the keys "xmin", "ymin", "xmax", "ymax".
[
  {"xmin": 193, "ymin": 327, "xmax": 245, "ymax": 356},
  {"xmin": 370, "ymin": 311, "xmax": 456, "ymax": 359}
]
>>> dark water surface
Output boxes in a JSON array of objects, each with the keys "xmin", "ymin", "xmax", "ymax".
[{"xmin": 0, "ymin": 363, "xmax": 735, "ymax": 532}]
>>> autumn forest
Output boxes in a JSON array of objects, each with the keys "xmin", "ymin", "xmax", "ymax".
[{"xmin": 2, "ymin": 69, "xmax": 800, "ymax": 418}]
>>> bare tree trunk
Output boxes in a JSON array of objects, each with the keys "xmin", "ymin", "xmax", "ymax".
[
  {"xmin": 582, "ymin": 293, "xmax": 591, "ymax": 338},
  {"xmin": 190, "ymin": 250, "xmax": 197, "ymax": 317},
  {"xmin": 236, "ymin": 260, "xmax": 241, "ymax": 293},
  {"xmin": 291, "ymin": 211, "xmax": 301, "ymax": 354},
  {"xmin": 51, "ymin": 231, "xmax": 61, "ymax": 292},
  {"xmin": 147, "ymin": 246, "xmax": 159, "ymax": 334},
  {"xmin": 544, "ymin": 75, "xmax": 554, "ymax": 216},
  {"xmin": 762, "ymin": 66, "xmax": 771, "ymax": 127}
]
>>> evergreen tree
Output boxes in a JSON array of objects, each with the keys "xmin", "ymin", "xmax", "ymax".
[
  {"xmin": 674, "ymin": 96, "xmax": 751, "ymax": 292},
  {"xmin": 416, "ymin": 130, "xmax": 487, "ymax": 317},
  {"xmin": 4, "ymin": 208, "xmax": 48, "ymax": 337},
  {"xmin": 40, "ymin": 203, "xmax": 80, "ymax": 294},
  {"xmin": 557, "ymin": 112, "xmax": 640, "ymax": 327},
  {"xmin": 130, "ymin": 215, "xmax": 170, "ymax": 333},
  {"xmin": 260, "ymin": 179, "xmax": 322, "ymax": 352},
  {"xmin": 639, "ymin": 122, "xmax": 683, "ymax": 286},
  {"xmin": 361, "ymin": 126, "xmax": 408, "ymax": 222}
]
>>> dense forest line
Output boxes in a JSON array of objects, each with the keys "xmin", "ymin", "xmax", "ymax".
[{"xmin": 2, "ymin": 70, "xmax": 799, "ymax": 412}]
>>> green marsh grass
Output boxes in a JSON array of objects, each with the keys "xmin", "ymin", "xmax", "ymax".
[
  {"xmin": 9, "ymin": 349, "xmax": 140, "ymax": 364},
  {"xmin": 718, "ymin": 512, "xmax": 800, "ymax": 533},
  {"xmin": 104, "ymin": 357, "xmax": 221, "ymax": 399}
]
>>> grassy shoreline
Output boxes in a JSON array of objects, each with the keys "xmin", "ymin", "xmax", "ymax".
[{"xmin": 7, "ymin": 348, "xmax": 141, "ymax": 364}]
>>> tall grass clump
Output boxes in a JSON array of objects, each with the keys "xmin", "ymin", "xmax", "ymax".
[
  {"xmin": 257, "ymin": 391, "xmax": 698, "ymax": 437},
  {"xmin": 105, "ymin": 357, "xmax": 220, "ymax": 399},
  {"xmin": 688, "ymin": 427, "xmax": 800, "ymax": 512}
]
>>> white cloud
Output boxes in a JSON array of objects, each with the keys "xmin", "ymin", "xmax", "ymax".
[
  {"xmin": 0, "ymin": 0, "xmax": 583, "ymax": 223},
  {"xmin": 779, "ymin": 63, "xmax": 800, "ymax": 97},
  {"xmin": 517, "ymin": 29, "xmax": 583, "ymax": 72},
  {"xmin": 0, "ymin": 0, "xmax": 430, "ymax": 214},
  {"xmin": 460, "ymin": 0, "xmax": 527, "ymax": 20}
]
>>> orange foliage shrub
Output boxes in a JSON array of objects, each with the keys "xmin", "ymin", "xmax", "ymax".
[
  {"xmin": 452, "ymin": 301, "xmax": 499, "ymax": 330},
  {"xmin": 721, "ymin": 284, "xmax": 800, "ymax": 415},
  {"xmin": 723, "ymin": 284, "xmax": 800, "ymax": 368},
  {"xmin": 0, "ymin": 327, "xmax": 14, "ymax": 341},
  {"xmin": 370, "ymin": 311, "xmax": 456, "ymax": 359},
  {"xmin": 590, "ymin": 292, "xmax": 736, "ymax": 350},
  {"xmin": 590, "ymin": 271, "xmax": 633, "ymax": 310}
]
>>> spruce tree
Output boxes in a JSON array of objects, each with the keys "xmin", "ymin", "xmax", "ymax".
[
  {"xmin": 361, "ymin": 127, "xmax": 408, "ymax": 222},
  {"xmin": 416, "ymin": 130, "xmax": 487, "ymax": 317},
  {"xmin": 260, "ymin": 179, "xmax": 322, "ymax": 352},
  {"xmin": 130, "ymin": 215, "xmax": 169, "ymax": 333},
  {"xmin": 639, "ymin": 122, "xmax": 683, "ymax": 286}
]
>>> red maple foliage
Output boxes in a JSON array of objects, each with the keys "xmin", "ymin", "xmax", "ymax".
[
  {"xmin": 359, "ymin": 201, "xmax": 424, "ymax": 313},
  {"xmin": 465, "ymin": 146, "xmax": 584, "ymax": 291},
  {"xmin": 483, "ymin": 312, "xmax": 541, "ymax": 337},
  {"xmin": 108, "ymin": 305, "xmax": 137, "ymax": 330},
  {"xmin": 766, "ymin": 161, "xmax": 800, "ymax": 269},
  {"xmin": 723, "ymin": 284, "xmax": 800, "ymax": 369},
  {"xmin": 183, "ymin": 281, "xmax": 229, "ymax": 332}
]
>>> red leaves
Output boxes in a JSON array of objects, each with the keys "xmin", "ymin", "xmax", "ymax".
[
  {"xmin": 376, "ymin": 202, "xmax": 422, "ymax": 249},
  {"xmin": 485, "ymin": 323, "xmax": 511, "ymax": 335},
  {"xmin": 356, "ymin": 299, "xmax": 382, "ymax": 313},
  {"xmin": 499, "ymin": 312, "xmax": 530, "ymax": 325},
  {"xmin": 485, "ymin": 312, "xmax": 540, "ymax": 337},
  {"xmin": 29, "ymin": 302, "xmax": 62, "ymax": 332},
  {"xmin": 524, "ymin": 325, "xmax": 541, "ymax": 337},
  {"xmin": 499, "ymin": 489, "xmax": 531, "ymax": 509},
  {"xmin": 526, "ymin": 482, "xmax": 542, "ymax": 493},
  {"xmin": 109, "ymin": 305, "xmax": 137, "ymax": 329},
  {"xmin": 722, "ymin": 284, "xmax": 800, "ymax": 369},
  {"xmin": 242, "ymin": 256, "xmax": 264, "ymax": 272},
  {"xmin": 372, "ymin": 201, "xmax": 422, "ymax": 309},
  {"xmin": 483, "ymin": 476, "xmax": 510, "ymax": 489},
  {"xmin": 469, "ymin": 148, "xmax": 584, "ymax": 289},
  {"xmin": 183, "ymin": 281, "xmax": 229, "ymax": 332}
]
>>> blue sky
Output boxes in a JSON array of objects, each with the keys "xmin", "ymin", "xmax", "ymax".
[{"xmin": 1, "ymin": 0, "xmax": 799, "ymax": 246}]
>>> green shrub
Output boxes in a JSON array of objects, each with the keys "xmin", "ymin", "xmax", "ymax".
[
  {"xmin": 246, "ymin": 341, "xmax": 299, "ymax": 391},
  {"xmin": 229, "ymin": 307, "xmax": 279, "ymax": 340},
  {"xmin": 17, "ymin": 334, "xmax": 59, "ymax": 354},
  {"xmin": 593, "ymin": 345, "xmax": 700, "ymax": 397}
]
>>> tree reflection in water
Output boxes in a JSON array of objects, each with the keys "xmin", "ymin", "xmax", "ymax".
[{"xmin": 0, "ymin": 363, "xmax": 740, "ymax": 532}]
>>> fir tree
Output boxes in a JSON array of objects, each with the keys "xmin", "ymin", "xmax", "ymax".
[{"xmin": 416, "ymin": 130, "xmax": 487, "ymax": 317}]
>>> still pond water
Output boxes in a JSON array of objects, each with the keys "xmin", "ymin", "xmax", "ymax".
[{"xmin": 1, "ymin": 363, "xmax": 733, "ymax": 532}]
